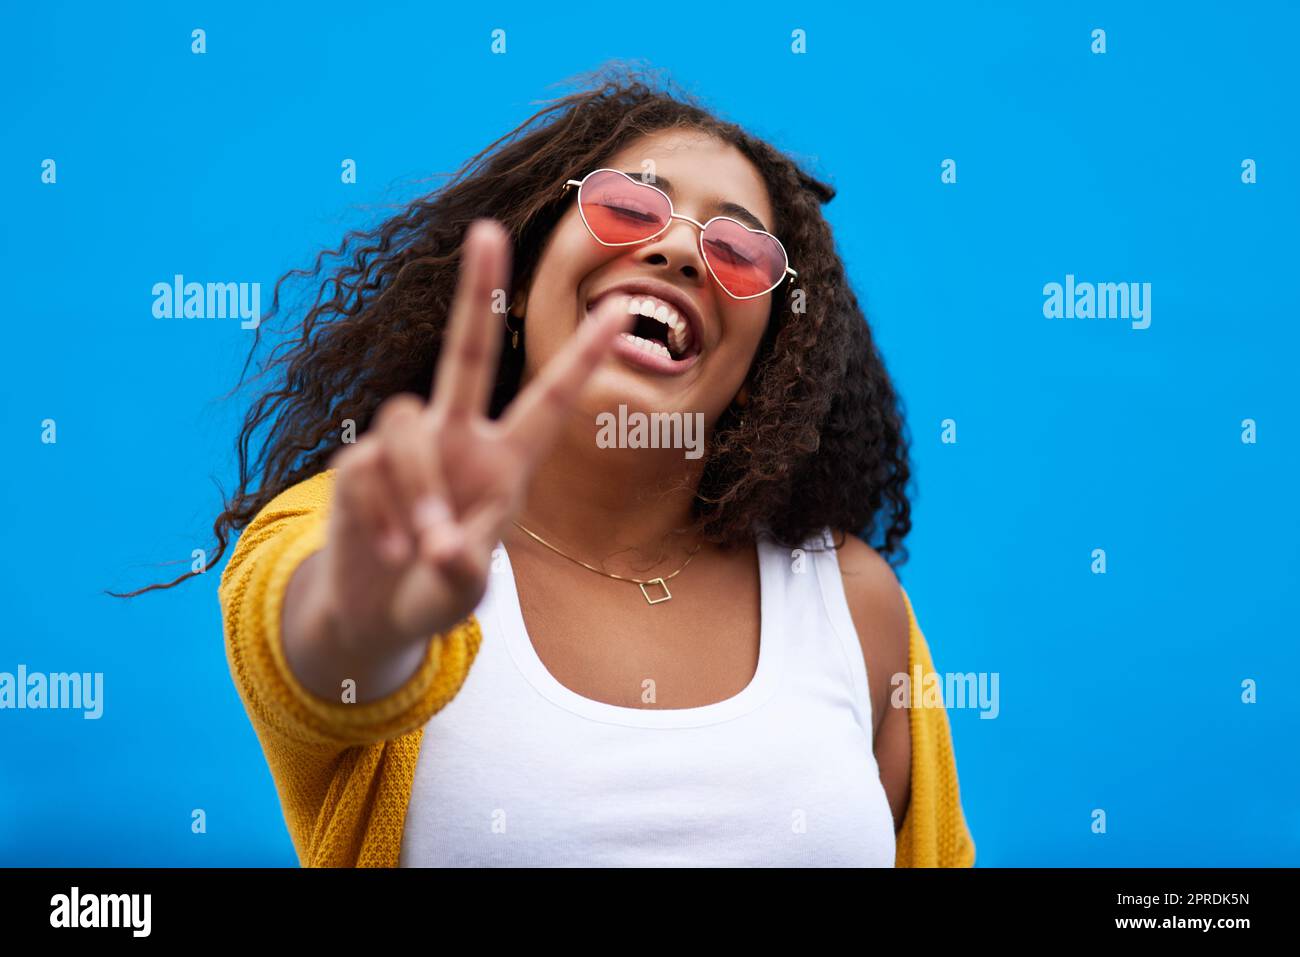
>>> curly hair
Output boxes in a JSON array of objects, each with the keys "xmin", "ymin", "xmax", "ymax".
[{"xmin": 115, "ymin": 62, "xmax": 912, "ymax": 597}]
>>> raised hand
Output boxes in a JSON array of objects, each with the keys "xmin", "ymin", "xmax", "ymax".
[{"xmin": 308, "ymin": 218, "xmax": 631, "ymax": 656}]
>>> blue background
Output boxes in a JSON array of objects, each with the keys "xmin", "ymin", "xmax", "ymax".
[{"xmin": 2, "ymin": 1, "xmax": 1296, "ymax": 866}]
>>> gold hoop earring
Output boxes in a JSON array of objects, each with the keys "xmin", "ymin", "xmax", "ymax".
[{"xmin": 505, "ymin": 310, "xmax": 522, "ymax": 350}]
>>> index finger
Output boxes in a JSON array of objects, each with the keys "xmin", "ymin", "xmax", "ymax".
[
  {"xmin": 497, "ymin": 304, "xmax": 633, "ymax": 467},
  {"xmin": 431, "ymin": 219, "xmax": 511, "ymax": 416}
]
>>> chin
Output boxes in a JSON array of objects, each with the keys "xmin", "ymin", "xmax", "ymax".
[{"xmin": 580, "ymin": 363, "xmax": 703, "ymax": 419}]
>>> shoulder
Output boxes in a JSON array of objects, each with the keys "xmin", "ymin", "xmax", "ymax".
[
  {"xmin": 241, "ymin": 469, "xmax": 337, "ymax": 540},
  {"xmin": 260, "ymin": 468, "xmax": 336, "ymax": 516},
  {"xmin": 832, "ymin": 533, "xmax": 910, "ymax": 732},
  {"xmin": 833, "ymin": 533, "xmax": 909, "ymax": 651},
  {"xmin": 220, "ymin": 469, "xmax": 336, "ymax": 592}
]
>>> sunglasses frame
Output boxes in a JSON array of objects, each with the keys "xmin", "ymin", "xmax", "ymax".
[{"xmin": 560, "ymin": 168, "xmax": 798, "ymax": 301}]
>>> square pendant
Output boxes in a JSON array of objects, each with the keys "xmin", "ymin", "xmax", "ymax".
[{"xmin": 639, "ymin": 578, "xmax": 672, "ymax": 604}]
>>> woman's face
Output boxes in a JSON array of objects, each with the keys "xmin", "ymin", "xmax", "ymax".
[{"xmin": 516, "ymin": 129, "xmax": 778, "ymax": 430}]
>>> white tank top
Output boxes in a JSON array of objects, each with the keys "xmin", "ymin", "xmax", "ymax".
[{"xmin": 398, "ymin": 528, "xmax": 897, "ymax": 867}]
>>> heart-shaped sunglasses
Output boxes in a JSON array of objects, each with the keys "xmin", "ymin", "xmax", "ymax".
[{"xmin": 560, "ymin": 168, "xmax": 797, "ymax": 300}]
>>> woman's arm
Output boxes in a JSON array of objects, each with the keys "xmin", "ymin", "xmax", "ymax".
[
  {"xmin": 834, "ymin": 535, "xmax": 975, "ymax": 865},
  {"xmin": 218, "ymin": 469, "xmax": 481, "ymax": 753},
  {"xmin": 835, "ymin": 536, "xmax": 912, "ymax": 829},
  {"xmin": 218, "ymin": 471, "xmax": 483, "ymax": 866},
  {"xmin": 263, "ymin": 219, "xmax": 633, "ymax": 715},
  {"xmin": 281, "ymin": 551, "xmax": 430, "ymax": 703},
  {"xmin": 219, "ymin": 220, "xmax": 633, "ymax": 863}
]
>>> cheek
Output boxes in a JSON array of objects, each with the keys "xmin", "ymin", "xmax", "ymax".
[
  {"xmin": 698, "ymin": 305, "xmax": 770, "ymax": 404},
  {"xmin": 718, "ymin": 303, "xmax": 772, "ymax": 360},
  {"xmin": 531, "ymin": 219, "xmax": 602, "ymax": 316},
  {"xmin": 520, "ymin": 218, "xmax": 605, "ymax": 370}
]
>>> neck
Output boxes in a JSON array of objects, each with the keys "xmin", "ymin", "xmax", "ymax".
[{"xmin": 513, "ymin": 428, "xmax": 707, "ymax": 572}]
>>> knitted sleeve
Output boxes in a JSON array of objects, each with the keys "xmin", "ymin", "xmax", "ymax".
[
  {"xmin": 218, "ymin": 468, "xmax": 482, "ymax": 865},
  {"xmin": 894, "ymin": 586, "xmax": 977, "ymax": 867}
]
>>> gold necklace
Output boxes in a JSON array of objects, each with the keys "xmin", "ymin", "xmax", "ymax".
[{"xmin": 510, "ymin": 520, "xmax": 702, "ymax": 605}]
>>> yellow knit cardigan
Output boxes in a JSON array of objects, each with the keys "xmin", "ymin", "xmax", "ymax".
[{"xmin": 219, "ymin": 470, "xmax": 976, "ymax": 867}]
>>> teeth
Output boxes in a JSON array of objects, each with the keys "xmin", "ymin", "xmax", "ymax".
[
  {"xmin": 619, "ymin": 331, "xmax": 672, "ymax": 359},
  {"xmin": 667, "ymin": 316, "xmax": 685, "ymax": 353},
  {"xmin": 623, "ymin": 294, "xmax": 694, "ymax": 357}
]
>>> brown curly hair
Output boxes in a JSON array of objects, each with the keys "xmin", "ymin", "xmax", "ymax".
[{"xmin": 116, "ymin": 62, "xmax": 912, "ymax": 597}]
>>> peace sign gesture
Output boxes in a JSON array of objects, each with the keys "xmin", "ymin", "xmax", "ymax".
[{"xmin": 310, "ymin": 218, "xmax": 631, "ymax": 656}]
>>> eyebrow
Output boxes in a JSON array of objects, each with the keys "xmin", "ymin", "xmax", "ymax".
[{"xmin": 618, "ymin": 172, "xmax": 770, "ymax": 233}]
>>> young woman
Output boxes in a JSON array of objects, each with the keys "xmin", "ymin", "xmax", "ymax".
[{"xmin": 211, "ymin": 70, "xmax": 974, "ymax": 867}]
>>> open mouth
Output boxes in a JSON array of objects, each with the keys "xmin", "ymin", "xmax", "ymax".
[{"xmin": 586, "ymin": 293, "xmax": 700, "ymax": 363}]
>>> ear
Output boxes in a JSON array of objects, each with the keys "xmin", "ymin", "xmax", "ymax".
[
  {"xmin": 507, "ymin": 267, "xmax": 532, "ymax": 318},
  {"xmin": 509, "ymin": 287, "xmax": 528, "ymax": 318},
  {"xmin": 733, "ymin": 380, "xmax": 751, "ymax": 408}
]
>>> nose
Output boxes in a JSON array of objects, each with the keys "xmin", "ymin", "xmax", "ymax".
[{"xmin": 631, "ymin": 216, "xmax": 707, "ymax": 286}]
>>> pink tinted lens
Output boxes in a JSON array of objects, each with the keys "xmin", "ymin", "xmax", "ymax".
[
  {"xmin": 701, "ymin": 219, "xmax": 788, "ymax": 298},
  {"xmin": 578, "ymin": 171, "xmax": 671, "ymax": 245}
]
